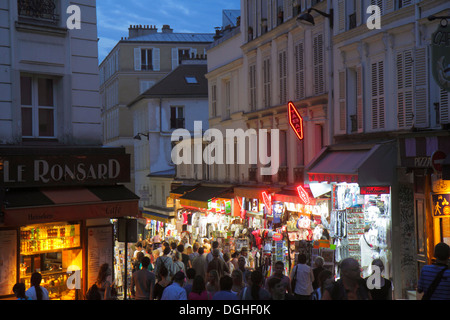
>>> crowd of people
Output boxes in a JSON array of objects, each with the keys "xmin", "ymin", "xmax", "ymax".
[{"xmin": 11, "ymin": 239, "xmax": 449, "ymax": 300}]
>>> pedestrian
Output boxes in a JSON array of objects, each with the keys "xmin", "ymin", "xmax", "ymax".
[
  {"xmin": 264, "ymin": 261, "xmax": 292, "ymax": 295},
  {"xmin": 237, "ymin": 256, "xmax": 252, "ymax": 284},
  {"xmin": 267, "ymin": 277, "xmax": 295, "ymax": 300},
  {"xmin": 230, "ymin": 251, "xmax": 239, "ymax": 270},
  {"xmin": 312, "ymin": 269, "xmax": 333, "ymax": 300},
  {"xmin": 207, "ymin": 248, "xmax": 230, "ymax": 278},
  {"xmin": 223, "ymin": 252, "xmax": 234, "ymax": 276},
  {"xmin": 212, "ymin": 275, "xmax": 238, "ymax": 300},
  {"xmin": 189, "ymin": 242, "xmax": 200, "ymax": 263},
  {"xmin": 206, "ymin": 241, "xmax": 223, "ymax": 263},
  {"xmin": 130, "ymin": 256, "xmax": 155, "ymax": 300},
  {"xmin": 13, "ymin": 282, "xmax": 30, "ymax": 300},
  {"xmin": 239, "ymin": 270, "xmax": 271, "ymax": 300},
  {"xmin": 94, "ymin": 263, "xmax": 113, "ymax": 300},
  {"xmin": 231, "ymin": 269, "xmax": 245, "ymax": 295},
  {"xmin": 132, "ymin": 251, "xmax": 145, "ymax": 273},
  {"xmin": 177, "ymin": 244, "xmax": 192, "ymax": 270},
  {"xmin": 168, "ymin": 241, "xmax": 178, "ymax": 258},
  {"xmin": 155, "ymin": 247, "xmax": 173, "ymax": 280},
  {"xmin": 206, "ymin": 269, "xmax": 220, "ymax": 297},
  {"xmin": 289, "ymin": 253, "xmax": 314, "ymax": 300},
  {"xmin": 312, "ymin": 256, "xmax": 325, "ymax": 291},
  {"xmin": 153, "ymin": 264, "xmax": 170, "ymax": 300},
  {"xmin": 161, "ymin": 271, "xmax": 187, "ymax": 300},
  {"xmin": 25, "ymin": 272, "xmax": 49, "ymax": 300},
  {"xmin": 322, "ymin": 258, "xmax": 371, "ymax": 300},
  {"xmin": 133, "ymin": 242, "xmax": 146, "ymax": 259},
  {"xmin": 188, "ymin": 275, "xmax": 212, "ymax": 300},
  {"xmin": 417, "ymin": 242, "xmax": 450, "ymax": 300},
  {"xmin": 203, "ymin": 239, "xmax": 211, "ymax": 253},
  {"xmin": 192, "ymin": 246, "xmax": 208, "ymax": 280},
  {"xmin": 172, "ymin": 251, "xmax": 186, "ymax": 275},
  {"xmin": 184, "ymin": 268, "xmax": 196, "ymax": 296},
  {"xmin": 364, "ymin": 259, "xmax": 392, "ymax": 300},
  {"xmin": 144, "ymin": 244, "xmax": 155, "ymax": 271}
]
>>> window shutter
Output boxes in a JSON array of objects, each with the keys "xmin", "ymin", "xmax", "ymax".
[
  {"xmin": 385, "ymin": 0, "xmax": 395, "ymax": 14},
  {"xmin": 295, "ymin": 41, "xmax": 305, "ymax": 100},
  {"xmin": 356, "ymin": 65, "xmax": 364, "ymax": 131},
  {"xmin": 338, "ymin": 0, "xmax": 345, "ymax": 32},
  {"xmin": 371, "ymin": 60, "xmax": 385, "ymax": 129},
  {"xmin": 284, "ymin": 0, "xmax": 293, "ymax": 20},
  {"xmin": 134, "ymin": 48, "xmax": 141, "ymax": 71},
  {"xmin": 396, "ymin": 50, "xmax": 413, "ymax": 129},
  {"xmin": 440, "ymin": 88, "xmax": 449, "ymax": 124},
  {"xmin": 172, "ymin": 48, "xmax": 178, "ymax": 70},
  {"xmin": 190, "ymin": 48, "xmax": 197, "ymax": 59},
  {"xmin": 313, "ymin": 33, "xmax": 324, "ymax": 95},
  {"xmin": 153, "ymin": 48, "xmax": 160, "ymax": 71},
  {"xmin": 414, "ymin": 47, "xmax": 428, "ymax": 128},
  {"xmin": 339, "ymin": 70, "xmax": 346, "ymax": 132},
  {"xmin": 355, "ymin": 0, "xmax": 362, "ymax": 26},
  {"xmin": 279, "ymin": 50, "xmax": 287, "ymax": 104}
]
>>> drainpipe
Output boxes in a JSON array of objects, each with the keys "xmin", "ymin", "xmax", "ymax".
[{"xmin": 327, "ymin": 0, "xmax": 334, "ymax": 146}]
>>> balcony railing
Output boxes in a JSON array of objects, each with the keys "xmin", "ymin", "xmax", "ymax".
[{"xmin": 18, "ymin": 0, "xmax": 59, "ymax": 24}]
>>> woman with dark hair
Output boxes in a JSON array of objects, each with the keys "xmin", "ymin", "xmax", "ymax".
[
  {"xmin": 96, "ymin": 263, "xmax": 113, "ymax": 300},
  {"xmin": 188, "ymin": 275, "xmax": 212, "ymax": 300},
  {"xmin": 239, "ymin": 270, "xmax": 271, "ymax": 300},
  {"xmin": 13, "ymin": 282, "xmax": 30, "ymax": 300},
  {"xmin": 25, "ymin": 272, "xmax": 49, "ymax": 300},
  {"xmin": 153, "ymin": 264, "xmax": 170, "ymax": 300}
]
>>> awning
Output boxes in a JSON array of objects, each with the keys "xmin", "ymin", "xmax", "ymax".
[
  {"xmin": 234, "ymin": 186, "xmax": 280, "ymax": 200},
  {"xmin": 4, "ymin": 185, "xmax": 140, "ymax": 226},
  {"xmin": 273, "ymin": 188, "xmax": 316, "ymax": 205},
  {"xmin": 306, "ymin": 141, "xmax": 397, "ymax": 187},
  {"xmin": 141, "ymin": 210, "xmax": 175, "ymax": 223},
  {"xmin": 169, "ymin": 184, "xmax": 198, "ymax": 199},
  {"xmin": 179, "ymin": 186, "xmax": 232, "ymax": 209}
]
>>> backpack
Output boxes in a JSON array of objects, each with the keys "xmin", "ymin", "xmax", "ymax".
[{"xmin": 85, "ymin": 283, "xmax": 101, "ymax": 300}]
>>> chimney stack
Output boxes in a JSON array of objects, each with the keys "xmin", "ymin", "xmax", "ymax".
[
  {"xmin": 161, "ymin": 24, "xmax": 173, "ymax": 33},
  {"xmin": 128, "ymin": 24, "xmax": 158, "ymax": 39}
]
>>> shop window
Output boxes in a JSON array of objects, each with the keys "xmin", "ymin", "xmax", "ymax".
[
  {"xmin": 415, "ymin": 197, "xmax": 426, "ymax": 255},
  {"xmin": 20, "ymin": 75, "xmax": 56, "ymax": 138}
]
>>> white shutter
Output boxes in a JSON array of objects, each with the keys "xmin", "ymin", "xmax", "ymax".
[
  {"xmin": 284, "ymin": 0, "xmax": 293, "ymax": 20},
  {"xmin": 356, "ymin": 65, "xmax": 364, "ymax": 131},
  {"xmin": 440, "ymin": 88, "xmax": 449, "ymax": 124},
  {"xmin": 338, "ymin": 0, "xmax": 345, "ymax": 32},
  {"xmin": 339, "ymin": 70, "xmax": 346, "ymax": 132},
  {"xmin": 279, "ymin": 50, "xmax": 287, "ymax": 104},
  {"xmin": 134, "ymin": 48, "xmax": 141, "ymax": 71},
  {"xmin": 414, "ymin": 47, "xmax": 428, "ymax": 128},
  {"xmin": 385, "ymin": 0, "xmax": 395, "ymax": 14},
  {"xmin": 396, "ymin": 50, "xmax": 413, "ymax": 129},
  {"xmin": 371, "ymin": 60, "xmax": 385, "ymax": 130},
  {"xmin": 172, "ymin": 48, "xmax": 178, "ymax": 70},
  {"xmin": 153, "ymin": 48, "xmax": 160, "ymax": 71},
  {"xmin": 190, "ymin": 48, "xmax": 197, "ymax": 59},
  {"xmin": 313, "ymin": 33, "xmax": 324, "ymax": 95},
  {"xmin": 295, "ymin": 41, "xmax": 305, "ymax": 100}
]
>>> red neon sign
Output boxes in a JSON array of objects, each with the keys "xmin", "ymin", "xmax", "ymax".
[
  {"xmin": 296, "ymin": 185, "xmax": 310, "ymax": 205},
  {"xmin": 288, "ymin": 101, "xmax": 304, "ymax": 140},
  {"xmin": 262, "ymin": 191, "xmax": 272, "ymax": 214}
]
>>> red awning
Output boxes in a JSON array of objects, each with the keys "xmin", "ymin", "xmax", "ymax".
[{"xmin": 4, "ymin": 185, "xmax": 140, "ymax": 226}]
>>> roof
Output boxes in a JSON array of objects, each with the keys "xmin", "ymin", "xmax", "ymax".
[
  {"xmin": 123, "ymin": 33, "xmax": 214, "ymax": 43},
  {"xmin": 222, "ymin": 10, "xmax": 240, "ymax": 27},
  {"xmin": 130, "ymin": 64, "xmax": 208, "ymax": 104}
]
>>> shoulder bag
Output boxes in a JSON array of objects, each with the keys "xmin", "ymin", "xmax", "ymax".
[{"xmin": 422, "ymin": 265, "xmax": 448, "ymax": 300}]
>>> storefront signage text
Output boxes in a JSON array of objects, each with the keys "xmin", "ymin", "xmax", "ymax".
[
  {"xmin": 1, "ymin": 154, "xmax": 130, "ymax": 187},
  {"xmin": 360, "ymin": 186, "xmax": 390, "ymax": 195},
  {"xmin": 308, "ymin": 173, "xmax": 358, "ymax": 183},
  {"xmin": 288, "ymin": 101, "xmax": 304, "ymax": 141}
]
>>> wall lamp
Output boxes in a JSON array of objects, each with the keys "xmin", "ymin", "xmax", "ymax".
[
  {"xmin": 297, "ymin": 8, "xmax": 334, "ymax": 29},
  {"xmin": 428, "ymin": 15, "xmax": 450, "ymax": 27},
  {"xmin": 133, "ymin": 132, "xmax": 149, "ymax": 140}
]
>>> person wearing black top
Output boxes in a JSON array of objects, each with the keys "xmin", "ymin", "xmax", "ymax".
[{"xmin": 364, "ymin": 258, "xmax": 392, "ymax": 300}]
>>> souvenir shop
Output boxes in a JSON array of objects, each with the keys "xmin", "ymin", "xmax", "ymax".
[
  {"xmin": 0, "ymin": 147, "xmax": 139, "ymax": 300},
  {"xmin": 306, "ymin": 142, "xmax": 397, "ymax": 279}
]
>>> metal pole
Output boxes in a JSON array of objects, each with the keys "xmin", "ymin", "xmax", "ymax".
[{"xmin": 124, "ymin": 220, "xmax": 128, "ymax": 300}]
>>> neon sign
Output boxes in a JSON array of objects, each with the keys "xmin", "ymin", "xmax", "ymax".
[
  {"xmin": 296, "ymin": 185, "xmax": 310, "ymax": 205},
  {"xmin": 288, "ymin": 101, "xmax": 304, "ymax": 140},
  {"xmin": 261, "ymin": 191, "xmax": 272, "ymax": 215}
]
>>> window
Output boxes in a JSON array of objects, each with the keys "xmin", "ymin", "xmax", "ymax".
[
  {"xmin": 185, "ymin": 76, "xmax": 198, "ymax": 84},
  {"xmin": 211, "ymin": 84, "xmax": 217, "ymax": 117},
  {"xmin": 249, "ymin": 64, "xmax": 257, "ymax": 111},
  {"xmin": 141, "ymin": 49, "xmax": 153, "ymax": 70},
  {"xmin": 17, "ymin": 0, "xmax": 59, "ymax": 24},
  {"xmin": 278, "ymin": 50, "xmax": 287, "ymax": 104},
  {"xmin": 225, "ymin": 80, "xmax": 231, "ymax": 119},
  {"xmin": 179, "ymin": 49, "xmax": 190, "ymax": 64},
  {"xmin": 170, "ymin": 106, "xmax": 185, "ymax": 129},
  {"xmin": 20, "ymin": 75, "xmax": 55, "ymax": 138},
  {"xmin": 263, "ymin": 57, "xmax": 271, "ymax": 108}
]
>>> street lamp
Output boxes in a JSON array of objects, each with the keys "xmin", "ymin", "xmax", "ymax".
[
  {"xmin": 133, "ymin": 132, "xmax": 149, "ymax": 140},
  {"xmin": 297, "ymin": 8, "xmax": 334, "ymax": 29}
]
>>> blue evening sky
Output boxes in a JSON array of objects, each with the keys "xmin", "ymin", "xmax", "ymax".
[{"xmin": 96, "ymin": 0, "xmax": 241, "ymax": 63}]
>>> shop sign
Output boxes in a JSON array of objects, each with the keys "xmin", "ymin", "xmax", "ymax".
[
  {"xmin": 272, "ymin": 233, "xmax": 283, "ymax": 241},
  {"xmin": 296, "ymin": 185, "xmax": 310, "ymax": 205},
  {"xmin": 1, "ymin": 154, "xmax": 130, "ymax": 187},
  {"xmin": 288, "ymin": 101, "xmax": 304, "ymax": 140},
  {"xmin": 431, "ymin": 150, "xmax": 446, "ymax": 172},
  {"xmin": 432, "ymin": 194, "xmax": 450, "ymax": 217},
  {"xmin": 431, "ymin": 23, "xmax": 450, "ymax": 92},
  {"xmin": 308, "ymin": 173, "xmax": 358, "ymax": 183},
  {"xmin": 261, "ymin": 191, "xmax": 272, "ymax": 215},
  {"xmin": 360, "ymin": 186, "xmax": 390, "ymax": 195}
]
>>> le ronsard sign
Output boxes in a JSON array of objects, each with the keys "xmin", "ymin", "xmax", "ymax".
[{"xmin": 1, "ymin": 154, "xmax": 130, "ymax": 187}]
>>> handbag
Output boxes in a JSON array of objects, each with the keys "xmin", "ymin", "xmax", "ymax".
[
  {"xmin": 422, "ymin": 265, "xmax": 448, "ymax": 300},
  {"xmin": 291, "ymin": 265, "xmax": 298, "ymax": 291}
]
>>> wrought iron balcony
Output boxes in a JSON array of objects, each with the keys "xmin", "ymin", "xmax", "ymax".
[{"xmin": 17, "ymin": 0, "xmax": 59, "ymax": 24}]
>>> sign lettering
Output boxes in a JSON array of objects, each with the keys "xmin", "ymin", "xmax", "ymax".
[{"xmin": 288, "ymin": 101, "xmax": 304, "ymax": 140}]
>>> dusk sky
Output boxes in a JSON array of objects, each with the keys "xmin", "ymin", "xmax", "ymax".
[{"xmin": 96, "ymin": 0, "xmax": 241, "ymax": 63}]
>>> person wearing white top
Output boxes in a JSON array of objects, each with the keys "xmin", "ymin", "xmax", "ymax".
[
  {"xmin": 290, "ymin": 254, "xmax": 314, "ymax": 300},
  {"xmin": 25, "ymin": 272, "xmax": 49, "ymax": 300}
]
